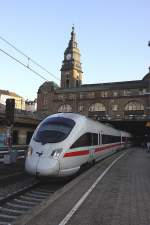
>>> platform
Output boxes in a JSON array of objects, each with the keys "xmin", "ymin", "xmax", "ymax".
[{"xmin": 15, "ymin": 147, "xmax": 150, "ymax": 225}]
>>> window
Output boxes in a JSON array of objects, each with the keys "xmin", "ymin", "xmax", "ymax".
[
  {"xmin": 57, "ymin": 95, "xmax": 63, "ymax": 100},
  {"xmin": 71, "ymin": 133, "xmax": 90, "ymax": 148},
  {"xmin": 123, "ymin": 90, "xmax": 131, "ymax": 96},
  {"xmin": 71, "ymin": 133, "xmax": 98, "ymax": 148},
  {"xmin": 43, "ymin": 94, "xmax": 48, "ymax": 106},
  {"xmin": 78, "ymin": 105, "xmax": 84, "ymax": 112},
  {"xmin": 112, "ymin": 104, "xmax": 118, "ymax": 111},
  {"xmin": 76, "ymin": 76, "xmax": 79, "ymax": 87},
  {"xmin": 101, "ymin": 91, "xmax": 108, "ymax": 97},
  {"xmin": 88, "ymin": 92, "xmax": 95, "ymax": 99},
  {"xmin": 58, "ymin": 104, "xmax": 72, "ymax": 112},
  {"xmin": 69, "ymin": 94, "xmax": 75, "ymax": 100},
  {"xmin": 89, "ymin": 103, "xmax": 106, "ymax": 112},
  {"xmin": 102, "ymin": 135, "xmax": 120, "ymax": 144},
  {"xmin": 113, "ymin": 91, "xmax": 118, "ymax": 97},
  {"xmin": 26, "ymin": 131, "xmax": 33, "ymax": 144},
  {"xmin": 125, "ymin": 102, "xmax": 144, "ymax": 111},
  {"xmin": 66, "ymin": 73, "xmax": 69, "ymax": 79},
  {"xmin": 142, "ymin": 89, "xmax": 147, "ymax": 94},
  {"xmin": 76, "ymin": 79, "xmax": 79, "ymax": 87},
  {"xmin": 92, "ymin": 133, "xmax": 98, "ymax": 145},
  {"xmin": 122, "ymin": 136, "xmax": 127, "ymax": 142},
  {"xmin": 66, "ymin": 79, "xmax": 69, "ymax": 88},
  {"xmin": 80, "ymin": 93, "xmax": 84, "ymax": 99},
  {"xmin": 34, "ymin": 117, "xmax": 75, "ymax": 144}
]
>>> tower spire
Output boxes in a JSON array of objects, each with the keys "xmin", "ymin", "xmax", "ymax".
[
  {"xmin": 72, "ymin": 24, "xmax": 74, "ymax": 32},
  {"xmin": 60, "ymin": 27, "xmax": 83, "ymax": 88},
  {"xmin": 70, "ymin": 25, "xmax": 76, "ymax": 47}
]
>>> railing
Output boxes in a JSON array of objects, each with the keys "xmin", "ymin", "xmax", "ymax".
[
  {"xmin": 89, "ymin": 114, "xmax": 150, "ymax": 121},
  {"xmin": 0, "ymin": 145, "xmax": 28, "ymax": 163}
]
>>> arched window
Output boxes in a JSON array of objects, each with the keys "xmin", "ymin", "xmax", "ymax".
[
  {"xmin": 66, "ymin": 79, "xmax": 69, "ymax": 88},
  {"xmin": 89, "ymin": 103, "xmax": 106, "ymax": 112},
  {"xmin": 43, "ymin": 94, "xmax": 48, "ymax": 106},
  {"xmin": 125, "ymin": 101, "xmax": 144, "ymax": 111},
  {"xmin": 76, "ymin": 79, "xmax": 79, "ymax": 87},
  {"xmin": 58, "ymin": 104, "xmax": 72, "ymax": 112},
  {"xmin": 78, "ymin": 105, "xmax": 84, "ymax": 112},
  {"xmin": 76, "ymin": 76, "xmax": 79, "ymax": 87},
  {"xmin": 66, "ymin": 73, "xmax": 70, "ymax": 88},
  {"xmin": 112, "ymin": 104, "xmax": 118, "ymax": 111}
]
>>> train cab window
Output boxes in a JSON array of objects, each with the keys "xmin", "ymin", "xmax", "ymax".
[
  {"xmin": 71, "ymin": 132, "xmax": 98, "ymax": 149},
  {"xmin": 33, "ymin": 117, "xmax": 75, "ymax": 144}
]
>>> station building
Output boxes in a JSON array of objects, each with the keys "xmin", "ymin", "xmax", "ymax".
[
  {"xmin": 36, "ymin": 27, "xmax": 150, "ymax": 138},
  {"xmin": 0, "ymin": 27, "xmax": 149, "ymax": 147}
]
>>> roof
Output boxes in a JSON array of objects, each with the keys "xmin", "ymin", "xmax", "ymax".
[
  {"xmin": 143, "ymin": 72, "xmax": 150, "ymax": 80},
  {"xmin": 56, "ymin": 79, "xmax": 146, "ymax": 93},
  {"xmin": 0, "ymin": 89, "xmax": 22, "ymax": 98},
  {"xmin": 38, "ymin": 81, "xmax": 59, "ymax": 93}
]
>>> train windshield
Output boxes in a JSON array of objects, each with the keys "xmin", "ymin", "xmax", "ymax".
[{"xmin": 33, "ymin": 117, "xmax": 75, "ymax": 144}]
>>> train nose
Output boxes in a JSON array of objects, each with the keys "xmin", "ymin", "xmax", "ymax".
[
  {"xmin": 36, "ymin": 158, "xmax": 59, "ymax": 176},
  {"xmin": 25, "ymin": 157, "xmax": 59, "ymax": 176},
  {"xmin": 25, "ymin": 156, "xmax": 38, "ymax": 175}
]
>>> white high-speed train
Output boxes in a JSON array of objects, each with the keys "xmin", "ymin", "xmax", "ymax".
[{"xmin": 25, "ymin": 113, "xmax": 131, "ymax": 177}]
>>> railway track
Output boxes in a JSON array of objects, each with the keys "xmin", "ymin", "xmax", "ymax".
[
  {"xmin": 0, "ymin": 179, "xmax": 68, "ymax": 225},
  {"xmin": 0, "ymin": 172, "xmax": 25, "ymax": 187},
  {"xmin": 0, "ymin": 150, "xmax": 125, "ymax": 225},
  {"xmin": 0, "ymin": 160, "xmax": 25, "ymax": 187}
]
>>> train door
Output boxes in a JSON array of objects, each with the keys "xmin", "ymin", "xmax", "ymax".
[
  {"xmin": 89, "ymin": 146, "xmax": 95, "ymax": 162},
  {"xmin": 88, "ymin": 133, "xmax": 98, "ymax": 163}
]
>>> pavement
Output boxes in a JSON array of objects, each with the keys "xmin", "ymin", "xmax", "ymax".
[{"xmin": 15, "ymin": 147, "xmax": 150, "ymax": 225}]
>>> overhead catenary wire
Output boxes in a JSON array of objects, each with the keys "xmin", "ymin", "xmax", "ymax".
[
  {"xmin": 0, "ymin": 48, "xmax": 49, "ymax": 82},
  {"xmin": 0, "ymin": 35, "xmax": 60, "ymax": 81}
]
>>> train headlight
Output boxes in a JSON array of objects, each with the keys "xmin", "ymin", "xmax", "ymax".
[
  {"xmin": 26, "ymin": 146, "xmax": 33, "ymax": 157},
  {"xmin": 51, "ymin": 148, "xmax": 62, "ymax": 159}
]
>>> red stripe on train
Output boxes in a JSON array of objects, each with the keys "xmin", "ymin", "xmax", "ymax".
[
  {"xmin": 95, "ymin": 143, "xmax": 122, "ymax": 153},
  {"xmin": 63, "ymin": 150, "xmax": 89, "ymax": 157},
  {"xmin": 63, "ymin": 143, "xmax": 122, "ymax": 158}
]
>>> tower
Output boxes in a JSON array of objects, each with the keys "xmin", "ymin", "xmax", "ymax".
[{"xmin": 61, "ymin": 26, "xmax": 83, "ymax": 88}]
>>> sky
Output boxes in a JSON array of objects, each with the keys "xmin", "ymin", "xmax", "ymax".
[{"xmin": 0, "ymin": 0, "xmax": 150, "ymax": 100}]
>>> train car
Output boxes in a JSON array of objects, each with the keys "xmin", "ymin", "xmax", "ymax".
[
  {"xmin": 121, "ymin": 130, "xmax": 132, "ymax": 148},
  {"xmin": 25, "ymin": 113, "xmax": 131, "ymax": 177}
]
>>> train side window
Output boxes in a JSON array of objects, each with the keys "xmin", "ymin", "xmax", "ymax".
[
  {"xmin": 71, "ymin": 133, "xmax": 98, "ymax": 148},
  {"xmin": 122, "ymin": 137, "xmax": 126, "ymax": 142},
  {"xmin": 92, "ymin": 133, "xmax": 98, "ymax": 145},
  {"xmin": 102, "ymin": 135, "xmax": 108, "ymax": 144},
  {"xmin": 102, "ymin": 135, "xmax": 120, "ymax": 144},
  {"xmin": 71, "ymin": 133, "xmax": 91, "ymax": 148}
]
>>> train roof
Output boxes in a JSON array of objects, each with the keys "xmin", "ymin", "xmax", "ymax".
[
  {"xmin": 46, "ymin": 113, "xmax": 131, "ymax": 136},
  {"xmin": 48, "ymin": 113, "xmax": 115, "ymax": 129},
  {"xmin": 48, "ymin": 113, "xmax": 87, "ymax": 122}
]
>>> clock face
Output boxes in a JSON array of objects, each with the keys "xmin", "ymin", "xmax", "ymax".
[{"xmin": 66, "ymin": 53, "xmax": 71, "ymax": 60}]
